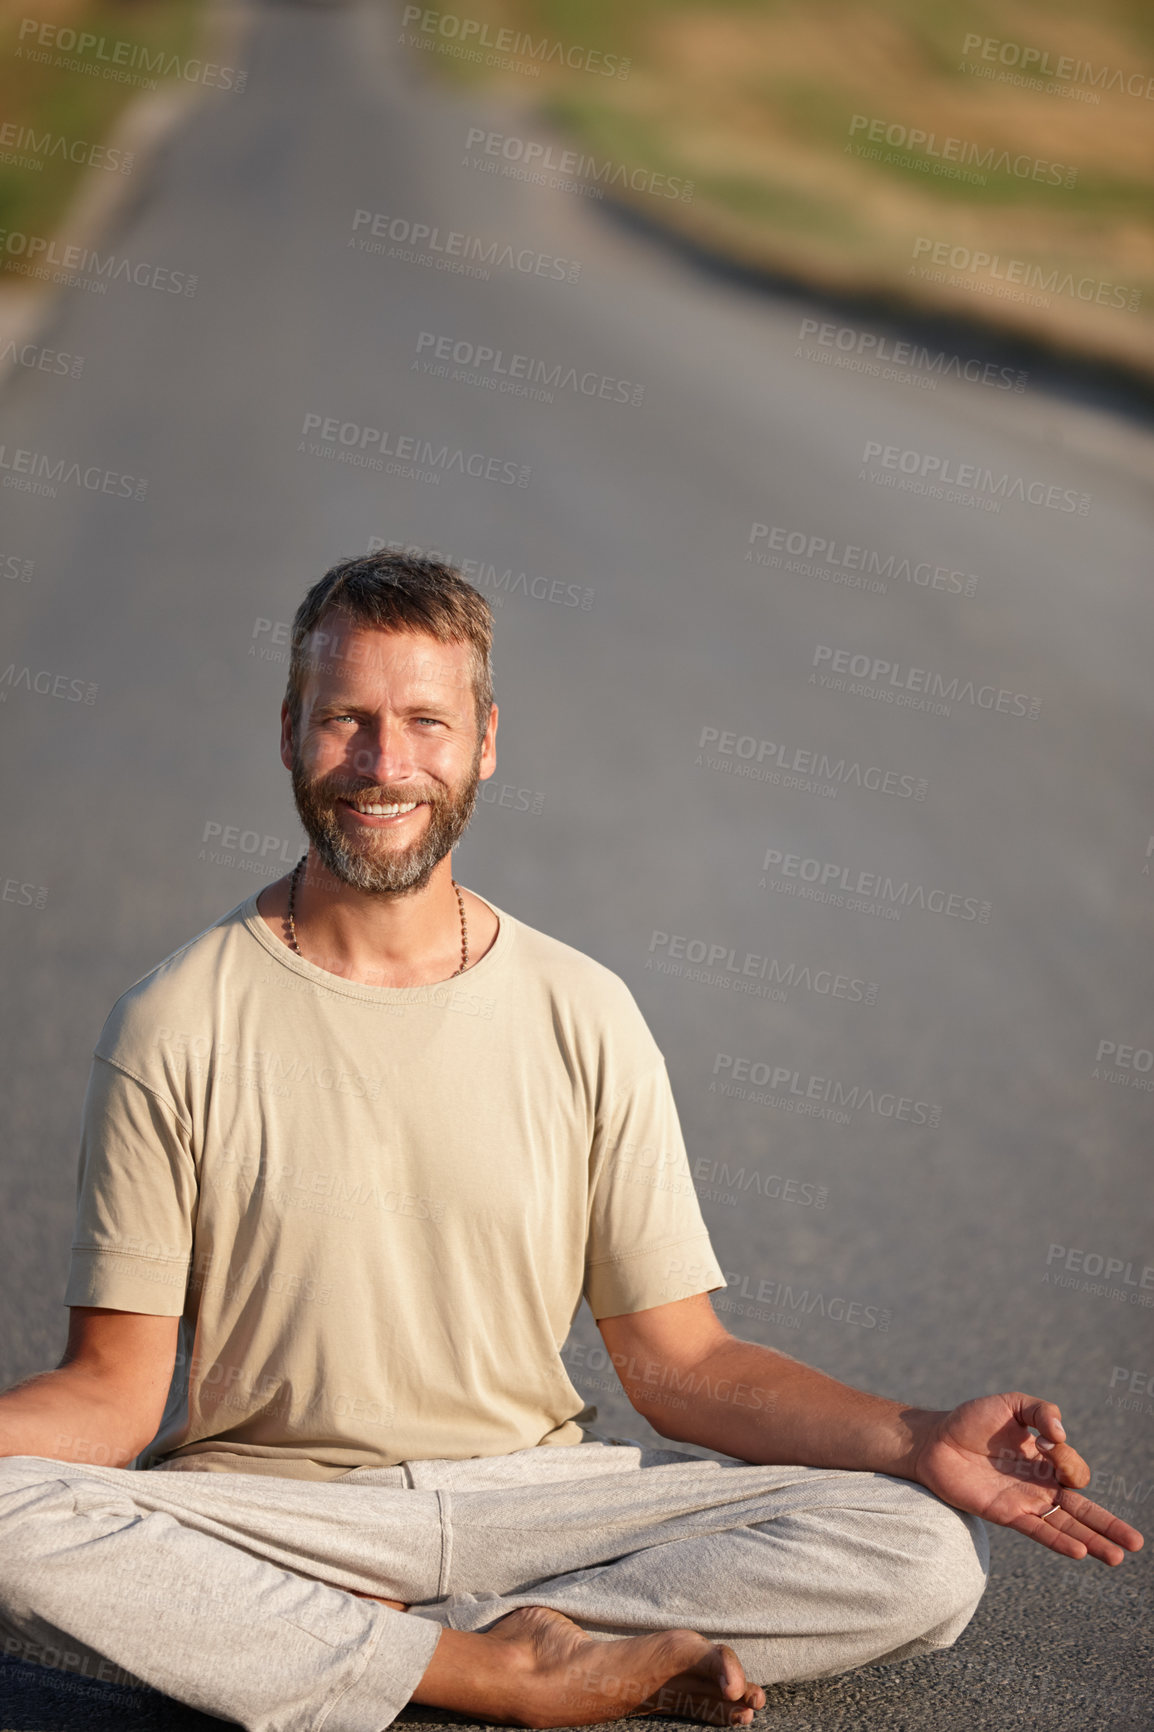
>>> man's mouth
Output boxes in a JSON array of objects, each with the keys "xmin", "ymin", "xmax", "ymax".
[
  {"xmin": 332, "ymin": 796, "xmax": 431, "ymax": 831},
  {"xmin": 340, "ymin": 798, "xmax": 425, "ymax": 820}
]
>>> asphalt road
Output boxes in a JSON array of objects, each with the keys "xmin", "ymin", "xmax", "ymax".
[{"xmin": 0, "ymin": 1, "xmax": 1152, "ymax": 1727}]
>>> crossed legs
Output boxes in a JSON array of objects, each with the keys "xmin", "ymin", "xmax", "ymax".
[{"xmin": 0, "ymin": 1449, "xmax": 988, "ymax": 1730}]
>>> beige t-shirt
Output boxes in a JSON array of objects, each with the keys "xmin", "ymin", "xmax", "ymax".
[{"xmin": 65, "ymin": 890, "xmax": 725, "ymax": 1479}]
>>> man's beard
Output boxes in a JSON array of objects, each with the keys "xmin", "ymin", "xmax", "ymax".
[{"xmin": 290, "ymin": 742, "xmax": 483, "ymax": 896}]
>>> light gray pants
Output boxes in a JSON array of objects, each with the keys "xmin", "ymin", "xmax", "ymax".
[{"xmin": 0, "ymin": 1436, "xmax": 989, "ymax": 1732}]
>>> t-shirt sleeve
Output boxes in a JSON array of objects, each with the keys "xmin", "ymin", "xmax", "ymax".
[
  {"xmin": 583, "ymin": 1057, "xmax": 726, "ymax": 1318},
  {"xmin": 63, "ymin": 1056, "xmax": 197, "ymax": 1317}
]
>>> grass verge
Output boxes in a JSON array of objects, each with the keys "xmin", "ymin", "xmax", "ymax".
[
  {"xmin": 402, "ymin": 0, "xmax": 1154, "ymax": 379},
  {"xmin": 0, "ymin": 0, "xmax": 220, "ymax": 247}
]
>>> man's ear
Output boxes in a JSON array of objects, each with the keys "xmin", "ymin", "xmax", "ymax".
[
  {"xmin": 478, "ymin": 702, "xmax": 499, "ymax": 779},
  {"xmin": 279, "ymin": 701, "xmax": 295, "ymax": 772}
]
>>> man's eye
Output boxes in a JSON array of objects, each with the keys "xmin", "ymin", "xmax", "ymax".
[{"xmin": 327, "ymin": 714, "xmax": 441, "ymax": 726}]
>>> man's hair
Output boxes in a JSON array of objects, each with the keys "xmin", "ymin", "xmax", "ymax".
[{"xmin": 284, "ymin": 551, "xmax": 495, "ymax": 742}]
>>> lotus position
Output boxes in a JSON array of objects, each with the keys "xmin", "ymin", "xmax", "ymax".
[{"xmin": 0, "ymin": 553, "xmax": 1141, "ymax": 1731}]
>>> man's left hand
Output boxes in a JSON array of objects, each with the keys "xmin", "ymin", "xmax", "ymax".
[{"xmin": 911, "ymin": 1392, "xmax": 1144, "ymax": 1564}]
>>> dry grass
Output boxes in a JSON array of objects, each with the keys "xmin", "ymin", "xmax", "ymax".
[
  {"xmin": 420, "ymin": 0, "xmax": 1154, "ymax": 376},
  {"xmin": 0, "ymin": 0, "xmax": 209, "ymax": 246}
]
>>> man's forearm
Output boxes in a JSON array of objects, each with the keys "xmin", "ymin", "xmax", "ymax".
[
  {"xmin": 630, "ymin": 1335, "xmax": 945, "ymax": 1480},
  {"xmin": 0, "ymin": 1366, "xmax": 150, "ymax": 1466}
]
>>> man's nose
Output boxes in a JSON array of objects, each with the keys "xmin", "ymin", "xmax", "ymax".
[{"xmin": 349, "ymin": 722, "xmax": 415, "ymax": 781}]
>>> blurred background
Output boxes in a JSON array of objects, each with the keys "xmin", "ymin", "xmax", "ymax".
[{"xmin": 0, "ymin": 0, "xmax": 1152, "ymax": 1726}]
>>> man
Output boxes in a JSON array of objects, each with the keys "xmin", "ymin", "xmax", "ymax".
[{"xmin": 0, "ymin": 553, "xmax": 1141, "ymax": 1732}]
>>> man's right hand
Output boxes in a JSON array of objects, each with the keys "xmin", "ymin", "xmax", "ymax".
[{"xmin": 0, "ymin": 1307, "xmax": 178, "ymax": 1467}]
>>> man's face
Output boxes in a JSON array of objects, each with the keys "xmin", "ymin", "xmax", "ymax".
[{"xmin": 281, "ymin": 619, "xmax": 497, "ymax": 896}]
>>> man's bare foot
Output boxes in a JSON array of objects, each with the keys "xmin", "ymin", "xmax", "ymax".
[{"xmin": 411, "ymin": 1603, "xmax": 765, "ymax": 1728}]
